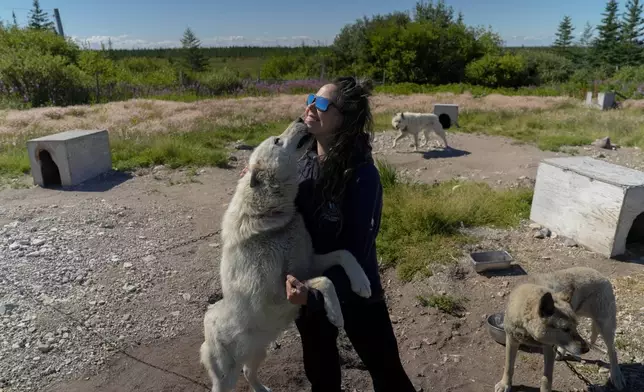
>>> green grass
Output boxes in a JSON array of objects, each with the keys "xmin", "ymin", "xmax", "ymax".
[
  {"xmin": 373, "ymin": 82, "xmax": 584, "ymax": 99},
  {"xmin": 416, "ymin": 294, "xmax": 468, "ymax": 316},
  {"xmin": 0, "ymin": 121, "xmax": 290, "ymax": 178},
  {"xmin": 437, "ymin": 106, "xmax": 643, "ymax": 152},
  {"xmin": 376, "ymin": 160, "xmax": 533, "ymax": 281}
]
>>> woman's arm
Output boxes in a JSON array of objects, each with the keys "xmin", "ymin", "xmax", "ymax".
[{"xmin": 297, "ymin": 163, "xmax": 383, "ymax": 316}]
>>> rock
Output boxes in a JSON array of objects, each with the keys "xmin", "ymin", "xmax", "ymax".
[
  {"xmin": 539, "ymin": 228, "xmax": 551, "ymax": 237},
  {"xmin": 31, "ymin": 238, "xmax": 46, "ymax": 247},
  {"xmin": 142, "ymin": 255, "xmax": 156, "ymax": 262},
  {"xmin": 122, "ymin": 284, "xmax": 138, "ymax": 293},
  {"xmin": 528, "ymin": 223, "xmax": 542, "ymax": 230},
  {"xmin": 121, "ymin": 314, "xmax": 131, "ymax": 322},
  {"xmin": 233, "ymin": 141, "xmax": 254, "ymax": 151},
  {"xmin": 564, "ymin": 238, "xmax": 578, "ymax": 247},
  {"xmin": 593, "ymin": 137, "xmax": 612, "ymax": 149},
  {"xmin": 182, "ymin": 293, "xmax": 191, "ymax": 301},
  {"xmin": 550, "ymin": 232, "xmax": 558, "ymax": 239},
  {"xmin": 208, "ymin": 243, "xmax": 220, "ymax": 248},
  {"xmin": 8, "ymin": 242, "xmax": 20, "ymax": 251},
  {"xmin": 123, "ymin": 262, "xmax": 133, "ymax": 269},
  {"xmin": 534, "ymin": 231, "xmax": 545, "ymax": 239},
  {"xmin": 37, "ymin": 343, "xmax": 53, "ymax": 353},
  {"xmin": 0, "ymin": 304, "xmax": 17, "ymax": 316}
]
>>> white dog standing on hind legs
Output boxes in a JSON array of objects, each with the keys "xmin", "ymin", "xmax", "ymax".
[
  {"xmin": 200, "ymin": 117, "xmax": 372, "ymax": 392},
  {"xmin": 391, "ymin": 112, "xmax": 449, "ymax": 151}
]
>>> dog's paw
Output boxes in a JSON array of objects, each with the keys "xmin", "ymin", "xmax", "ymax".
[
  {"xmin": 494, "ymin": 381, "xmax": 511, "ymax": 392},
  {"xmin": 349, "ymin": 271, "xmax": 372, "ymax": 299},
  {"xmin": 324, "ymin": 305, "xmax": 344, "ymax": 328}
]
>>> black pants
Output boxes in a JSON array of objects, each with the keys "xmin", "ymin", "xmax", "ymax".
[{"xmin": 295, "ymin": 296, "xmax": 416, "ymax": 392}]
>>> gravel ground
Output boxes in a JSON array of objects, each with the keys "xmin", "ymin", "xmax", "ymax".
[{"xmin": 2, "ymin": 130, "xmax": 644, "ymax": 392}]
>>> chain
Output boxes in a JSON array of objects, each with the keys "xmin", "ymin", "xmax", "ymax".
[
  {"xmin": 563, "ymin": 359, "xmax": 593, "ymax": 388},
  {"xmin": 1, "ymin": 229, "xmax": 222, "ymax": 390},
  {"xmin": 115, "ymin": 230, "xmax": 221, "ymax": 265}
]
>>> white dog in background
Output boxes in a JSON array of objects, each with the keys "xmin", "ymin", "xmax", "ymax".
[
  {"xmin": 391, "ymin": 112, "xmax": 449, "ymax": 151},
  {"xmin": 200, "ymin": 118, "xmax": 372, "ymax": 392}
]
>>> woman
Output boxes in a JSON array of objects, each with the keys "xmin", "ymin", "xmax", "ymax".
[{"xmin": 284, "ymin": 76, "xmax": 416, "ymax": 392}]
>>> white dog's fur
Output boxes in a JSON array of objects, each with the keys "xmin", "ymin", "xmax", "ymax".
[
  {"xmin": 391, "ymin": 112, "xmax": 449, "ymax": 151},
  {"xmin": 200, "ymin": 118, "xmax": 372, "ymax": 392}
]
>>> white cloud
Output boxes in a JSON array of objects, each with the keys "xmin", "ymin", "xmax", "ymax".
[
  {"xmin": 503, "ymin": 34, "xmax": 557, "ymax": 47},
  {"xmin": 70, "ymin": 34, "xmax": 327, "ymax": 49}
]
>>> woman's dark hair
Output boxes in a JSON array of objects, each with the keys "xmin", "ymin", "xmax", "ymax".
[{"xmin": 307, "ymin": 76, "xmax": 375, "ymax": 206}]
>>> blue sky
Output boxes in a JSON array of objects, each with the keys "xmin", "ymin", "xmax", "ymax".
[{"xmin": 0, "ymin": 0, "xmax": 627, "ymax": 49}]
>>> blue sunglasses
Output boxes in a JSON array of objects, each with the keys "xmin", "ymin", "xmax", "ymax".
[{"xmin": 306, "ymin": 94, "xmax": 334, "ymax": 112}]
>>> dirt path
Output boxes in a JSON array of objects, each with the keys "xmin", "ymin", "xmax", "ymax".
[{"xmin": 2, "ymin": 131, "xmax": 644, "ymax": 392}]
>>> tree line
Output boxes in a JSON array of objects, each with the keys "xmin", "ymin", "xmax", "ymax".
[{"xmin": 2, "ymin": 0, "xmax": 644, "ymax": 108}]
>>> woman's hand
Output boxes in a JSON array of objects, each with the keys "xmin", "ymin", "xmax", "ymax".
[{"xmin": 286, "ymin": 275, "xmax": 308, "ymax": 305}]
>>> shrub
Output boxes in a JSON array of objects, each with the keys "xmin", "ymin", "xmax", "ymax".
[{"xmin": 465, "ymin": 53, "xmax": 528, "ymax": 88}]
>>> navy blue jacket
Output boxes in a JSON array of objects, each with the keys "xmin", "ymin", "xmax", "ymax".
[{"xmin": 294, "ymin": 151, "xmax": 385, "ymax": 315}]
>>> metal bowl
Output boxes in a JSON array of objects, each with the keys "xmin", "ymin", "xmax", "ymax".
[
  {"xmin": 486, "ymin": 312, "xmax": 590, "ymax": 355},
  {"xmin": 486, "ymin": 312, "xmax": 544, "ymax": 353},
  {"xmin": 470, "ymin": 250, "xmax": 513, "ymax": 273}
]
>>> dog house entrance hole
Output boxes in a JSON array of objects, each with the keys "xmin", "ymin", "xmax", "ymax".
[
  {"xmin": 438, "ymin": 113, "xmax": 452, "ymax": 129},
  {"xmin": 38, "ymin": 150, "xmax": 61, "ymax": 187}
]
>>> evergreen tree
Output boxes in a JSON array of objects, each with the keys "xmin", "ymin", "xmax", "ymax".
[
  {"xmin": 622, "ymin": 0, "xmax": 644, "ymax": 41},
  {"xmin": 593, "ymin": 0, "xmax": 622, "ymax": 65},
  {"xmin": 456, "ymin": 11, "xmax": 464, "ymax": 25},
  {"xmin": 28, "ymin": 0, "xmax": 55, "ymax": 31},
  {"xmin": 553, "ymin": 15, "xmax": 575, "ymax": 50},
  {"xmin": 578, "ymin": 22, "xmax": 595, "ymax": 47},
  {"xmin": 181, "ymin": 27, "xmax": 209, "ymax": 72},
  {"xmin": 620, "ymin": 0, "xmax": 644, "ymax": 64},
  {"xmin": 12, "ymin": 11, "xmax": 18, "ymax": 27}
]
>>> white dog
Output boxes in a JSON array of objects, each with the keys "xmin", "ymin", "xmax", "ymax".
[
  {"xmin": 200, "ymin": 118, "xmax": 372, "ymax": 392},
  {"xmin": 391, "ymin": 112, "xmax": 449, "ymax": 151}
]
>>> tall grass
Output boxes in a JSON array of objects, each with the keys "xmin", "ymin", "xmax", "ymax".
[{"xmin": 375, "ymin": 160, "xmax": 532, "ymax": 281}]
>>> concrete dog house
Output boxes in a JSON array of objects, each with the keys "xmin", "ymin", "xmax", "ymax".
[
  {"xmin": 26, "ymin": 129, "xmax": 112, "ymax": 188},
  {"xmin": 530, "ymin": 156, "xmax": 644, "ymax": 258},
  {"xmin": 432, "ymin": 104, "xmax": 459, "ymax": 129}
]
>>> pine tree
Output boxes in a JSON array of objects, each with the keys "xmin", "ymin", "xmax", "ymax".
[
  {"xmin": 578, "ymin": 22, "xmax": 595, "ymax": 47},
  {"xmin": 456, "ymin": 11, "xmax": 464, "ymax": 25},
  {"xmin": 621, "ymin": 0, "xmax": 644, "ymax": 64},
  {"xmin": 181, "ymin": 27, "xmax": 209, "ymax": 72},
  {"xmin": 554, "ymin": 15, "xmax": 575, "ymax": 50},
  {"xmin": 594, "ymin": 0, "xmax": 622, "ymax": 65},
  {"xmin": 28, "ymin": 0, "xmax": 55, "ymax": 31},
  {"xmin": 12, "ymin": 11, "xmax": 18, "ymax": 27},
  {"xmin": 622, "ymin": 0, "xmax": 644, "ymax": 41}
]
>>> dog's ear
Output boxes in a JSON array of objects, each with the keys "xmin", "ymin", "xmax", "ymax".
[
  {"xmin": 538, "ymin": 292, "xmax": 556, "ymax": 318},
  {"xmin": 400, "ymin": 112, "xmax": 404, "ymax": 119},
  {"xmin": 249, "ymin": 167, "xmax": 261, "ymax": 188}
]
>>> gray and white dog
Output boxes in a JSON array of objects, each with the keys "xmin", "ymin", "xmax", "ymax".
[{"xmin": 200, "ymin": 118, "xmax": 372, "ymax": 392}]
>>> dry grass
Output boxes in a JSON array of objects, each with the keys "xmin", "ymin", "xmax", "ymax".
[
  {"xmin": 2, "ymin": 92, "xmax": 644, "ymax": 178},
  {"xmin": 611, "ymin": 273, "xmax": 644, "ymax": 360},
  {"xmin": 0, "ymin": 93, "xmax": 577, "ymax": 138}
]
